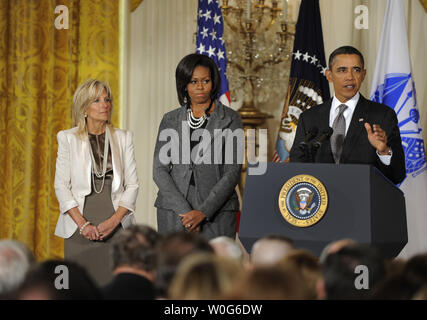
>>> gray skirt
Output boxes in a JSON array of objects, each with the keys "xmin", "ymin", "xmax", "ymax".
[
  {"xmin": 157, "ymin": 185, "xmax": 237, "ymax": 240},
  {"xmin": 64, "ymin": 176, "xmax": 119, "ymax": 287}
]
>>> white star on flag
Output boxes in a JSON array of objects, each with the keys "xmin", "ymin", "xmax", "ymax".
[
  {"xmin": 200, "ymin": 27, "xmax": 209, "ymax": 38},
  {"xmin": 293, "ymin": 50, "xmax": 302, "ymax": 60},
  {"xmin": 320, "ymin": 66, "xmax": 327, "ymax": 75},
  {"xmin": 310, "ymin": 55, "xmax": 318, "ymax": 64},
  {"xmin": 213, "ymin": 13, "xmax": 221, "ymax": 25},
  {"xmin": 302, "ymin": 52, "xmax": 310, "ymax": 62},
  {"xmin": 197, "ymin": 43, "xmax": 206, "ymax": 54},
  {"xmin": 217, "ymin": 48, "xmax": 225, "ymax": 60},
  {"xmin": 203, "ymin": 10, "xmax": 212, "ymax": 21},
  {"xmin": 207, "ymin": 45, "xmax": 216, "ymax": 57}
]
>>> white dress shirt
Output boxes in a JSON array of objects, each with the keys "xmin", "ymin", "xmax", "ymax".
[{"xmin": 329, "ymin": 92, "xmax": 391, "ymax": 165}]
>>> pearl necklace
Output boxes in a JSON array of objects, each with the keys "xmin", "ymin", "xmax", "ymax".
[
  {"xmin": 187, "ymin": 109, "xmax": 207, "ymax": 129},
  {"xmin": 186, "ymin": 100, "xmax": 214, "ymax": 129},
  {"xmin": 87, "ymin": 125, "xmax": 110, "ymax": 194}
]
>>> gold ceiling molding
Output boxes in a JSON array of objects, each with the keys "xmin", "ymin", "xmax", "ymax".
[
  {"xmin": 131, "ymin": 0, "xmax": 144, "ymax": 12},
  {"xmin": 421, "ymin": 0, "xmax": 427, "ymax": 12}
]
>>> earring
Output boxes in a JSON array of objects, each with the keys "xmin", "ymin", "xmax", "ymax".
[
  {"xmin": 84, "ymin": 114, "xmax": 87, "ymax": 118},
  {"xmin": 183, "ymin": 96, "xmax": 188, "ymax": 104}
]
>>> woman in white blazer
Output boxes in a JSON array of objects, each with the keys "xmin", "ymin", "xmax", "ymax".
[{"xmin": 54, "ymin": 79, "xmax": 138, "ymax": 285}]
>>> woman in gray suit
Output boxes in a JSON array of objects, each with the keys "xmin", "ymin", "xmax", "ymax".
[{"xmin": 153, "ymin": 54, "xmax": 243, "ymax": 240}]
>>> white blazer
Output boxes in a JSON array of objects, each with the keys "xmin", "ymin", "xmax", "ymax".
[{"xmin": 54, "ymin": 126, "xmax": 139, "ymax": 238}]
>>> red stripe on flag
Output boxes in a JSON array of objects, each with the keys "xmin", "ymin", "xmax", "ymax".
[{"xmin": 236, "ymin": 210, "xmax": 241, "ymax": 233}]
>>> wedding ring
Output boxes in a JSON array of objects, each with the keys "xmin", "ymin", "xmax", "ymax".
[{"xmin": 187, "ymin": 224, "xmax": 192, "ymax": 228}]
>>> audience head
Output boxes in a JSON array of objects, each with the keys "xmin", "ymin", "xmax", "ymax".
[
  {"xmin": 250, "ymin": 235, "xmax": 294, "ymax": 267},
  {"xmin": 169, "ymin": 253, "xmax": 242, "ymax": 299},
  {"xmin": 111, "ymin": 224, "xmax": 161, "ymax": 280},
  {"xmin": 384, "ymin": 258, "xmax": 406, "ymax": 277},
  {"xmin": 226, "ymin": 265, "xmax": 312, "ymax": 300},
  {"xmin": 0, "ymin": 240, "xmax": 35, "ymax": 298},
  {"xmin": 319, "ymin": 244, "xmax": 385, "ymax": 300},
  {"xmin": 18, "ymin": 260, "xmax": 102, "ymax": 300},
  {"xmin": 372, "ymin": 252, "xmax": 427, "ymax": 300},
  {"xmin": 403, "ymin": 253, "xmax": 427, "ymax": 285},
  {"xmin": 155, "ymin": 231, "xmax": 214, "ymax": 299},
  {"xmin": 278, "ymin": 249, "xmax": 322, "ymax": 299},
  {"xmin": 413, "ymin": 283, "xmax": 427, "ymax": 300},
  {"xmin": 319, "ymin": 238, "xmax": 357, "ymax": 264},
  {"xmin": 209, "ymin": 236, "xmax": 244, "ymax": 263},
  {"xmin": 373, "ymin": 273, "xmax": 421, "ymax": 300}
]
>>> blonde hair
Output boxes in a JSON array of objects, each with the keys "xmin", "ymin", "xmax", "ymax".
[
  {"xmin": 278, "ymin": 249, "xmax": 322, "ymax": 299},
  {"xmin": 168, "ymin": 253, "xmax": 242, "ymax": 300},
  {"xmin": 72, "ymin": 79, "xmax": 114, "ymax": 138}
]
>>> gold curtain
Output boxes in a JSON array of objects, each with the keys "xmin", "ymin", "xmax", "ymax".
[{"xmin": 0, "ymin": 0, "xmax": 119, "ymax": 260}]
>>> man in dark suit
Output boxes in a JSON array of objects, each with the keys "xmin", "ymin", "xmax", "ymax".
[
  {"xmin": 290, "ymin": 46, "xmax": 405, "ymax": 184},
  {"xmin": 102, "ymin": 225, "xmax": 160, "ymax": 300}
]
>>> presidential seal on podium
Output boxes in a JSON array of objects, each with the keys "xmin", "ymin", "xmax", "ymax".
[{"xmin": 278, "ymin": 174, "xmax": 328, "ymax": 227}]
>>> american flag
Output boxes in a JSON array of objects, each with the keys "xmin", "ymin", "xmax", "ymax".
[{"xmin": 196, "ymin": 0, "xmax": 230, "ymax": 106}]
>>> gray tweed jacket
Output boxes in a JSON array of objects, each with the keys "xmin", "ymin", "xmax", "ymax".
[{"xmin": 153, "ymin": 100, "xmax": 243, "ymax": 222}]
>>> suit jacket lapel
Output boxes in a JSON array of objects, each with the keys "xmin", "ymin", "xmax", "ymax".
[
  {"xmin": 341, "ymin": 95, "xmax": 369, "ymax": 162},
  {"xmin": 193, "ymin": 101, "xmax": 231, "ymax": 164},
  {"xmin": 319, "ymin": 100, "xmax": 332, "ymax": 132},
  {"xmin": 107, "ymin": 126, "xmax": 122, "ymax": 193},
  {"xmin": 81, "ymin": 136, "xmax": 92, "ymax": 194},
  {"xmin": 315, "ymin": 100, "xmax": 333, "ymax": 161}
]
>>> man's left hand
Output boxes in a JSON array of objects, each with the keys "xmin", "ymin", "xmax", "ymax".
[{"xmin": 364, "ymin": 122, "xmax": 390, "ymax": 155}]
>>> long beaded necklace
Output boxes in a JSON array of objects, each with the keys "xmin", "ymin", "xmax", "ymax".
[
  {"xmin": 186, "ymin": 100, "xmax": 214, "ymax": 129},
  {"xmin": 87, "ymin": 125, "xmax": 109, "ymax": 194}
]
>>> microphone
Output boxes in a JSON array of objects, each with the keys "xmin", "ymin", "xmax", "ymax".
[
  {"xmin": 299, "ymin": 127, "xmax": 319, "ymax": 147},
  {"xmin": 312, "ymin": 127, "xmax": 334, "ymax": 149}
]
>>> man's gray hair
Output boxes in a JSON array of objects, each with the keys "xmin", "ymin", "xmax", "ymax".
[
  {"xmin": 111, "ymin": 225, "xmax": 161, "ymax": 271},
  {"xmin": 250, "ymin": 235, "xmax": 295, "ymax": 266},
  {"xmin": 209, "ymin": 236, "xmax": 243, "ymax": 261},
  {"xmin": 0, "ymin": 240, "xmax": 35, "ymax": 295}
]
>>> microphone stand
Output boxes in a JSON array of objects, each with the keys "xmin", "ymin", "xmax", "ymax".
[
  {"xmin": 309, "ymin": 141, "xmax": 320, "ymax": 163},
  {"xmin": 308, "ymin": 127, "xmax": 334, "ymax": 163}
]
